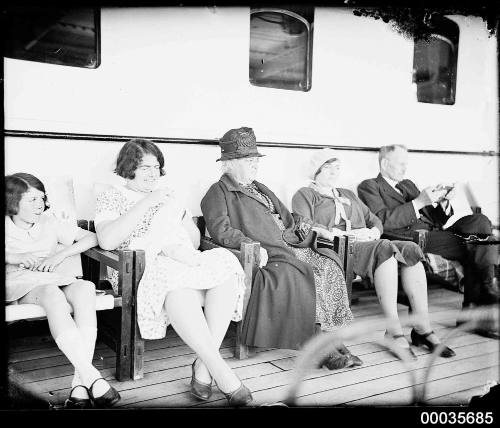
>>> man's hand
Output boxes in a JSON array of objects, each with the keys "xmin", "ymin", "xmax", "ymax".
[
  {"xmin": 444, "ymin": 185, "xmax": 457, "ymax": 201},
  {"xmin": 435, "ymin": 183, "xmax": 456, "ymax": 202},
  {"xmin": 414, "ymin": 186, "xmax": 434, "ymax": 208},
  {"xmin": 259, "ymin": 247, "xmax": 268, "ymax": 268},
  {"xmin": 414, "ymin": 186, "xmax": 447, "ymax": 210}
]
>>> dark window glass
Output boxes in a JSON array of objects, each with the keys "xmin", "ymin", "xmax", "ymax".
[
  {"xmin": 413, "ymin": 17, "xmax": 459, "ymax": 105},
  {"xmin": 4, "ymin": 7, "xmax": 100, "ymax": 69},
  {"xmin": 250, "ymin": 7, "xmax": 314, "ymax": 91}
]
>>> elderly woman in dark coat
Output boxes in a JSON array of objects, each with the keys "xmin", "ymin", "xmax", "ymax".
[
  {"xmin": 201, "ymin": 128, "xmax": 361, "ymax": 370},
  {"xmin": 292, "ymin": 148, "xmax": 455, "ymax": 358}
]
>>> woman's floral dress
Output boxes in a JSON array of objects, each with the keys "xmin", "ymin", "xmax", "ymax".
[{"xmin": 95, "ymin": 185, "xmax": 245, "ymax": 339}]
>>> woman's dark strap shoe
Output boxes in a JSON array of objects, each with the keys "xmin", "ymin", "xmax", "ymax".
[
  {"xmin": 64, "ymin": 385, "xmax": 92, "ymax": 409},
  {"xmin": 410, "ymin": 329, "xmax": 456, "ymax": 358},
  {"xmin": 88, "ymin": 378, "xmax": 121, "ymax": 408},
  {"xmin": 190, "ymin": 359, "xmax": 213, "ymax": 401},
  {"xmin": 220, "ymin": 382, "xmax": 253, "ymax": 407}
]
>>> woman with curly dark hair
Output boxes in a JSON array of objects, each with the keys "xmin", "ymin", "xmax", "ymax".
[{"xmin": 94, "ymin": 139, "xmax": 252, "ymax": 406}]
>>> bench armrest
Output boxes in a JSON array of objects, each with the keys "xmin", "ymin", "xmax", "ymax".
[
  {"xmin": 199, "ymin": 236, "xmax": 260, "ymax": 316},
  {"xmin": 199, "ymin": 236, "xmax": 241, "ymax": 259},
  {"xmin": 83, "ymin": 246, "xmax": 121, "ymax": 271},
  {"xmin": 81, "ymin": 246, "xmax": 145, "ymax": 296}
]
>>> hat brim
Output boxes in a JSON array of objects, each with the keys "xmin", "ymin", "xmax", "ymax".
[{"xmin": 216, "ymin": 153, "xmax": 265, "ymax": 162}]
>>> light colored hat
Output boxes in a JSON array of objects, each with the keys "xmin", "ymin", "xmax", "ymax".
[{"xmin": 307, "ymin": 148, "xmax": 341, "ymax": 180}]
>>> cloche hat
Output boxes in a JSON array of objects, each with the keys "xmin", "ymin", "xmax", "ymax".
[
  {"xmin": 216, "ymin": 127, "xmax": 265, "ymax": 162},
  {"xmin": 308, "ymin": 148, "xmax": 341, "ymax": 180}
]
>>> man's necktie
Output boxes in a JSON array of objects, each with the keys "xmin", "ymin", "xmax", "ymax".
[{"xmin": 395, "ymin": 182, "xmax": 405, "ymax": 198}]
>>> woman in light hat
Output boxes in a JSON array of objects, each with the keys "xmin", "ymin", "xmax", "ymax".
[
  {"xmin": 202, "ymin": 128, "xmax": 362, "ymax": 370},
  {"xmin": 292, "ymin": 148, "xmax": 455, "ymax": 359}
]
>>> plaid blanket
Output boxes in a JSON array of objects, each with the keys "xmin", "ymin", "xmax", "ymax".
[{"xmin": 425, "ymin": 253, "xmax": 464, "ymax": 293}]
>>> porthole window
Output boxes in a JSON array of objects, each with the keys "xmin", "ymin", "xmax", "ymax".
[
  {"xmin": 5, "ymin": 7, "xmax": 101, "ymax": 69},
  {"xmin": 249, "ymin": 7, "xmax": 314, "ymax": 91},
  {"xmin": 413, "ymin": 16, "xmax": 459, "ymax": 105}
]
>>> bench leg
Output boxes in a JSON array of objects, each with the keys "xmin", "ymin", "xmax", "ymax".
[
  {"xmin": 115, "ymin": 251, "xmax": 134, "ymax": 381},
  {"xmin": 234, "ymin": 322, "xmax": 255, "ymax": 359},
  {"xmin": 115, "ymin": 314, "xmax": 132, "ymax": 382},
  {"xmin": 131, "ymin": 318, "xmax": 145, "ymax": 380},
  {"xmin": 130, "ymin": 250, "xmax": 146, "ymax": 380}
]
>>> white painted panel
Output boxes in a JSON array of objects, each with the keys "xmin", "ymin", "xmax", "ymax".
[
  {"xmin": 4, "ymin": 8, "xmax": 498, "ymax": 152},
  {"xmin": 5, "ymin": 138, "xmax": 498, "ymax": 227},
  {"xmin": 4, "ymin": 8, "xmax": 498, "ymax": 225}
]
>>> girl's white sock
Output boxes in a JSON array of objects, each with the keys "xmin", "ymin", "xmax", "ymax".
[{"xmin": 55, "ymin": 327, "xmax": 101, "ymax": 390}]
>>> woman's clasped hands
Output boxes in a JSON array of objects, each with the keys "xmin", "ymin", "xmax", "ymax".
[
  {"xmin": 7, "ymin": 251, "xmax": 66, "ymax": 272},
  {"xmin": 35, "ymin": 252, "xmax": 67, "ymax": 272},
  {"xmin": 7, "ymin": 252, "xmax": 41, "ymax": 270}
]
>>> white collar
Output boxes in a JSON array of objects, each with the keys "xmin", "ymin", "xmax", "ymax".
[
  {"xmin": 5, "ymin": 214, "xmax": 44, "ymax": 239},
  {"xmin": 310, "ymin": 182, "xmax": 339, "ymax": 198},
  {"xmin": 381, "ymin": 174, "xmax": 400, "ymax": 189}
]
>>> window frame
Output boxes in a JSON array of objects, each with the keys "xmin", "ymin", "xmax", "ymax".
[
  {"xmin": 4, "ymin": 7, "xmax": 101, "ymax": 69},
  {"xmin": 412, "ymin": 16, "xmax": 459, "ymax": 105},
  {"xmin": 249, "ymin": 7, "xmax": 314, "ymax": 92}
]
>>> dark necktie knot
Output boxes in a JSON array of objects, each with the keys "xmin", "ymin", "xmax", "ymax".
[{"xmin": 395, "ymin": 182, "xmax": 405, "ymax": 197}]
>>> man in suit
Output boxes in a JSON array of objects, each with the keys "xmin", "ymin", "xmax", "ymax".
[{"xmin": 358, "ymin": 144, "xmax": 498, "ymax": 338}]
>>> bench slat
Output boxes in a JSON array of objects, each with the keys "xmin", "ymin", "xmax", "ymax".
[{"xmin": 6, "ymin": 294, "xmax": 119, "ymax": 323}]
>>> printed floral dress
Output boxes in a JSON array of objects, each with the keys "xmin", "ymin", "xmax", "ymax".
[{"xmin": 95, "ymin": 185, "xmax": 245, "ymax": 339}]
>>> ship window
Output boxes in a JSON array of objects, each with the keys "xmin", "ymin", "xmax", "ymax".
[
  {"xmin": 413, "ymin": 16, "xmax": 459, "ymax": 105},
  {"xmin": 249, "ymin": 7, "xmax": 314, "ymax": 91},
  {"xmin": 5, "ymin": 7, "xmax": 101, "ymax": 69}
]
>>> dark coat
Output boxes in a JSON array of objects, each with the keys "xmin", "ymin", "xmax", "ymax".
[
  {"xmin": 357, "ymin": 174, "xmax": 450, "ymax": 236},
  {"xmin": 200, "ymin": 173, "xmax": 342, "ymax": 350}
]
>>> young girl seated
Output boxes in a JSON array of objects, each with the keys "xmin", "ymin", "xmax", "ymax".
[{"xmin": 5, "ymin": 173, "xmax": 121, "ymax": 409}]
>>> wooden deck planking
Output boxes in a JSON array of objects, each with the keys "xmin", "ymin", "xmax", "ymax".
[
  {"xmin": 7, "ymin": 285, "xmax": 499, "ymax": 407},
  {"xmin": 194, "ymin": 336, "xmax": 498, "ymax": 407},
  {"xmin": 349, "ymin": 366, "xmax": 499, "ymax": 406},
  {"xmin": 426, "ymin": 383, "xmax": 495, "ymax": 406}
]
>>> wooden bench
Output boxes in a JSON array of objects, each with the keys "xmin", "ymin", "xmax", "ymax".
[
  {"xmin": 5, "ymin": 219, "xmax": 130, "ymax": 380},
  {"xmin": 77, "ymin": 220, "xmax": 145, "ymax": 381},
  {"xmin": 78, "ymin": 216, "xmax": 355, "ymax": 380}
]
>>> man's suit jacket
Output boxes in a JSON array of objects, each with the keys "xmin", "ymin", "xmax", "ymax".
[{"xmin": 357, "ymin": 173, "xmax": 450, "ymax": 236}]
